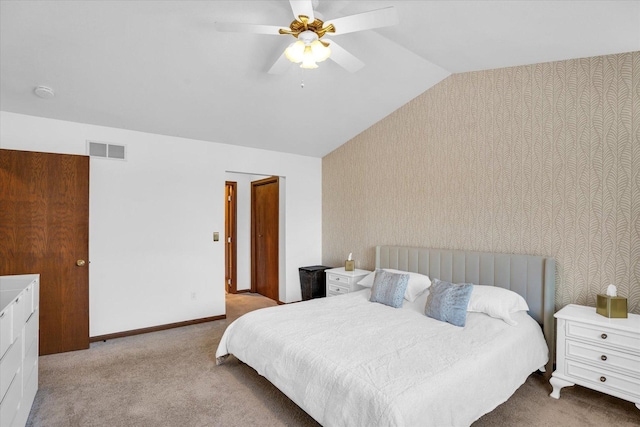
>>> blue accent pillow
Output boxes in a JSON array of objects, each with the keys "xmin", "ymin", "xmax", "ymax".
[
  {"xmin": 425, "ymin": 278, "xmax": 474, "ymax": 327},
  {"xmin": 369, "ymin": 269, "xmax": 409, "ymax": 308}
]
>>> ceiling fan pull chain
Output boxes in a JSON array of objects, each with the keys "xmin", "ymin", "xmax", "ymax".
[{"xmin": 300, "ymin": 68, "xmax": 305, "ymax": 89}]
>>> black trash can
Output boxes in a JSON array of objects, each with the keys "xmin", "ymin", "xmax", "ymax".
[{"xmin": 299, "ymin": 265, "xmax": 330, "ymax": 300}]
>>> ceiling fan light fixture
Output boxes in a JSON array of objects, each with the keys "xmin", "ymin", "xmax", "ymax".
[
  {"xmin": 310, "ymin": 40, "xmax": 330, "ymax": 63},
  {"xmin": 300, "ymin": 45, "xmax": 318, "ymax": 69},
  {"xmin": 284, "ymin": 30, "xmax": 328, "ymax": 68},
  {"xmin": 217, "ymin": 3, "xmax": 399, "ymax": 74},
  {"xmin": 285, "ymin": 40, "xmax": 305, "ymax": 63}
]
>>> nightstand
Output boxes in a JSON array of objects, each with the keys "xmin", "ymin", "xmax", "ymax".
[
  {"xmin": 325, "ymin": 267, "xmax": 370, "ymax": 297},
  {"xmin": 550, "ymin": 304, "xmax": 640, "ymax": 410}
]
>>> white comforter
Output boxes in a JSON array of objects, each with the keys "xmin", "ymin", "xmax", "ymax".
[{"xmin": 216, "ymin": 290, "xmax": 548, "ymax": 427}]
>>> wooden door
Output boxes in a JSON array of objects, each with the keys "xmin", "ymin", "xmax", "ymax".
[
  {"xmin": 251, "ymin": 176, "xmax": 279, "ymax": 302},
  {"xmin": 225, "ymin": 181, "xmax": 237, "ymax": 293},
  {"xmin": 0, "ymin": 149, "xmax": 90, "ymax": 355}
]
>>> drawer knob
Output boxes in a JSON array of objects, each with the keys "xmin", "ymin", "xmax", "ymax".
[
  {"xmin": 600, "ymin": 376, "xmax": 606, "ymax": 382},
  {"xmin": 600, "ymin": 333, "xmax": 607, "ymax": 340},
  {"xmin": 601, "ymin": 355, "xmax": 607, "ymax": 361}
]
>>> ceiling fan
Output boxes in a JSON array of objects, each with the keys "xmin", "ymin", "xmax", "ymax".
[{"xmin": 215, "ymin": 0, "xmax": 399, "ymax": 74}]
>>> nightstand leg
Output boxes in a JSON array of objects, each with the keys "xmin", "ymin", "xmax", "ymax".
[{"xmin": 549, "ymin": 375, "xmax": 574, "ymax": 399}]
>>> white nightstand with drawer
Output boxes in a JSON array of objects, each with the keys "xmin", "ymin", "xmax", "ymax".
[
  {"xmin": 325, "ymin": 267, "xmax": 370, "ymax": 297},
  {"xmin": 550, "ymin": 304, "xmax": 640, "ymax": 410}
]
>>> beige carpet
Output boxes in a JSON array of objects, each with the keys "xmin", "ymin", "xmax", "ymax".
[{"xmin": 27, "ymin": 293, "xmax": 639, "ymax": 427}]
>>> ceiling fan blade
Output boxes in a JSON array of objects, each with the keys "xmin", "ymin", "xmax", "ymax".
[
  {"xmin": 289, "ymin": 0, "xmax": 314, "ymax": 22},
  {"xmin": 268, "ymin": 51, "xmax": 292, "ymax": 75},
  {"xmin": 325, "ymin": 7, "xmax": 398, "ymax": 35},
  {"xmin": 327, "ymin": 40, "xmax": 364, "ymax": 73},
  {"xmin": 214, "ymin": 22, "xmax": 285, "ymax": 35}
]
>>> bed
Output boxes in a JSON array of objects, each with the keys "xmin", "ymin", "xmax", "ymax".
[{"xmin": 216, "ymin": 246, "xmax": 556, "ymax": 426}]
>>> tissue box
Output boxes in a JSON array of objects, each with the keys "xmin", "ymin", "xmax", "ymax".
[
  {"xmin": 344, "ymin": 260, "xmax": 355, "ymax": 271},
  {"xmin": 596, "ymin": 294, "xmax": 627, "ymax": 318}
]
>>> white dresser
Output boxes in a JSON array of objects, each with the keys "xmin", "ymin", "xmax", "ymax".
[
  {"xmin": 550, "ymin": 304, "xmax": 640, "ymax": 410},
  {"xmin": 325, "ymin": 267, "xmax": 370, "ymax": 297},
  {"xmin": 0, "ymin": 274, "xmax": 40, "ymax": 427}
]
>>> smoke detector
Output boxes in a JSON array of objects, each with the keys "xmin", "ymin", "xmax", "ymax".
[{"xmin": 34, "ymin": 85, "xmax": 55, "ymax": 99}]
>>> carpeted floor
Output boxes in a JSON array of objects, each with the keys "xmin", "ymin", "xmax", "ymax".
[{"xmin": 26, "ymin": 293, "xmax": 640, "ymax": 427}]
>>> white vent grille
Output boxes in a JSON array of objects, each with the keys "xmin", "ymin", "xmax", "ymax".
[
  {"xmin": 88, "ymin": 142, "xmax": 107, "ymax": 157},
  {"xmin": 87, "ymin": 141, "xmax": 126, "ymax": 160}
]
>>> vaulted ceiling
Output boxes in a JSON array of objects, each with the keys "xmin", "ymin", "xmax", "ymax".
[{"xmin": 1, "ymin": 1, "xmax": 638, "ymax": 157}]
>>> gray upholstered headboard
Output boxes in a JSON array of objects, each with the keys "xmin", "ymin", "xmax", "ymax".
[{"xmin": 376, "ymin": 245, "xmax": 556, "ymax": 373}]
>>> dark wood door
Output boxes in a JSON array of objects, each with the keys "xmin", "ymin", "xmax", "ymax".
[
  {"xmin": 251, "ymin": 176, "xmax": 279, "ymax": 302},
  {"xmin": 0, "ymin": 149, "xmax": 90, "ymax": 355},
  {"xmin": 225, "ymin": 181, "xmax": 237, "ymax": 293}
]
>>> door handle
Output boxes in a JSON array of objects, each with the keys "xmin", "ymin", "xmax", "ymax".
[{"xmin": 76, "ymin": 259, "xmax": 86, "ymax": 267}]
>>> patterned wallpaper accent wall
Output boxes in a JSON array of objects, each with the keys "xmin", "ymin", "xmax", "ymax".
[{"xmin": 323, "ymin": 51, "xmax": 639, "ymax": 313}]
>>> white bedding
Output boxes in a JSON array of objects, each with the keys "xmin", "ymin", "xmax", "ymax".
[{"xmin": 216, "ymin": 289, "xmax": 548, "ymax": 426}]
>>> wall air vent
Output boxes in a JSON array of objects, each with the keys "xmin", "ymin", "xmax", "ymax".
[{"xmin": 87, "ymin": 141, "xmax": 127, "ymax": 160}]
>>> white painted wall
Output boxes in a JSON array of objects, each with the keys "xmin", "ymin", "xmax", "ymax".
[{"xmin": 0, "ymin": 111, "xmax": 322, "ymax": 336}]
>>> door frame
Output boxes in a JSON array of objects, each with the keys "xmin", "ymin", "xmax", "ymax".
[{"xmin": 225, "ymin": 181, "xmax": 237, "ymax": 293}]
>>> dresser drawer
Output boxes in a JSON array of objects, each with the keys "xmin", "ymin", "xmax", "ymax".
[
  {"xmin": 0, "ymin": 306, "xmax": 13, "ymax": 359},
  {"xmin": 24, "ymin": 308, "xmax": 38, "ymax": 353},
  {"xmin": 566, "ymin": 322, "xmax": 640, "ymax": 353},
  {"xmin": 327, "ymin": 283, "xmax": 350, "ymax": 296},
  {"xmin": 565, "ymin": 359, "xmax": 640, "ymax": 399},
  {"xmin": 0, "ymin": 366, "xmax": 22, "ymax": 427},
  {"xmin": 22, "ymin": 283, "xmax": 36, "ymax": 322},
  {"xmin": 0, "ymin": 335, "xmax": 22, "ymax": 402},
  {"xmin": 31, "ymin": 281, "xmax": 39, "ymax": 312},
  {"xmin": 15, "ymin": 364, "xmax": 38, "ymax": 427},
  {"xmin": 566, "ymin": 340, "xmax": 640, "ymax": 374},
  {"xmin": 24, "ymin": 333, "xmax": 38, "ymax": 389},
  {"xmin": 11, "ymin": 296, "xmax": 24, "ymax": 341},
  {"xmin": 327, "ymin": 273, "xmax": 354, "ymax": 286}
]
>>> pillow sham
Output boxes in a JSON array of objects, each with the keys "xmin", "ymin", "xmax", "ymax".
[
  {"xmin": 467, "ymin": 285, "xmax": 529, "ymax": 326},
  {"xmin": 358, "ymin": 269, "xmax": 431, "ymax": 302},
  {"xmin": 369, "ymin": 270, "xmax": 409, "ymax": 308},
  {"xmin": 424, "ymin": 278, "xmax": 473, "ymax": 327}
]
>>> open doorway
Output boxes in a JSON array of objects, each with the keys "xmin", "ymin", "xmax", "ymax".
[{"xmin": 224, "ymin": 172, "xmax": 285, "ymax": 301}]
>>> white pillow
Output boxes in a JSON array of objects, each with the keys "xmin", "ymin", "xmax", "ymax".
[
  {"xmin": 358, "ymin": 269, "xmax": 431, "ymax": 302},
  {"xmin": 467, "ymin": 285, "xmax": 529, "ymax": 326},
  {"xmin": 358, "ymin": 270, "xmax": 377, "ymax": 288}
]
